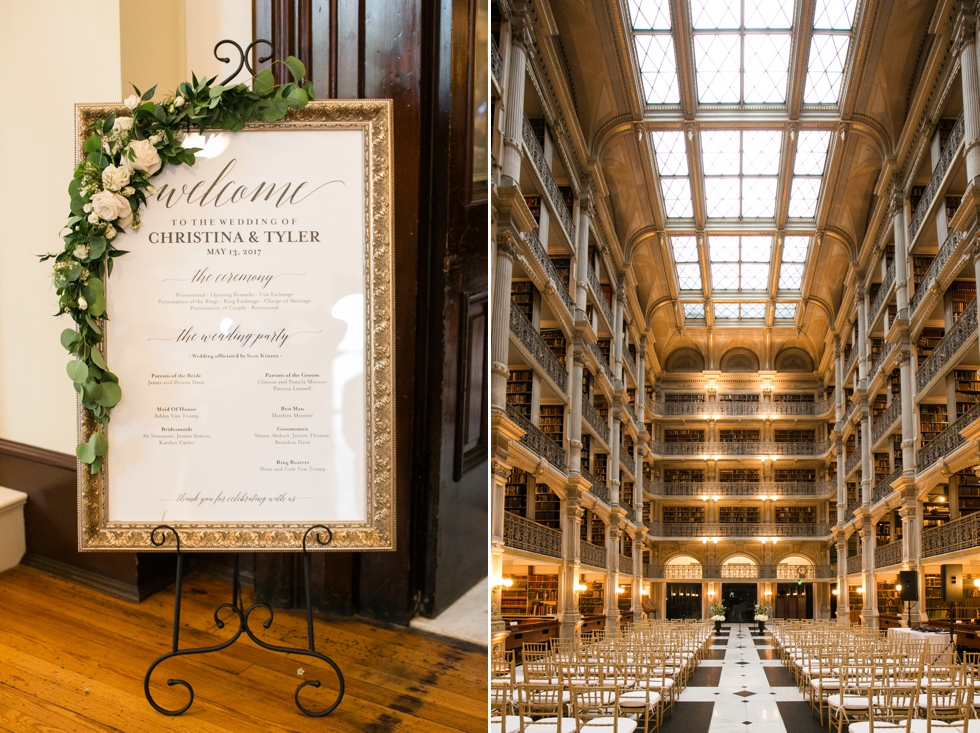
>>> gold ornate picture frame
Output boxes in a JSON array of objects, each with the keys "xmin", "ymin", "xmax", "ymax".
[{"xmin": 75, "ymin": 100, "xmax": 395, "ymax": 551}]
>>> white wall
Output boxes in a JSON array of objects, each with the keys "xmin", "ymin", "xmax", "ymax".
[
  {"xmin": 0, "ymin": 0, "xmax": 251, "ymax": 455},
  {"xmin": 0, "ymin": 1, "xmax": 122, "ymax": 454}
]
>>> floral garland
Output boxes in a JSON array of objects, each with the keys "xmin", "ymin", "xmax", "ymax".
[{"xmin": 42, "ymin": 58, "xmax": 312, "ymax": 474}]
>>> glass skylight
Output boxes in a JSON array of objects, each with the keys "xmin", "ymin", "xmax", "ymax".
[
  {"xmin": 651, "ymin": 130, "xmax": 694, "ymax": 217},
  {"xmin": 631, "ymin": 1, "xmax": 679, "ymax": 104},
  {"xmin": 804, "ymin": 0, "xmax": 855, "ymax": 104},
  {"xmin": 701, "ymin": 130, "xmax": 782, "ymax": 218},
  {"xmin": 684, "ymin": 303, "xmax": 706, "ymax": 319},
  {"xmin": 708, "ymin": 235, "xmax": 772, "ymax": 290},
  {"xmin": 691, "ymin": 0, "xmax": 794, "ymax": 104},
  {"xmin": 774, "ymin": 302, "xmax": 798, "ymax": 319},
  {"xmin": 672, "ymin": 236, "xmax": 703, "ymax": 291},
  {"xmin": 786, "ymin": 130, "xmax": 831, "ymax": 218},
  {"xmin": 777, "ymin": 236, "xmax": 809, "ymax": 289},
  {"xmin": 714, "ymin": 302, "xmax": 766, "ymax": 319}
]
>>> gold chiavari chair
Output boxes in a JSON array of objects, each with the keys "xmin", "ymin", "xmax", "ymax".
[
  {"xmin": 569, "ymin": 684, "xmax": 637, "ymax": 733},
  {"xmin": 847, "ymin": 683, "xmax": 917, "ymax": 733},
  {"xmin": 516, "ymin": 681, "xmax": 577, "ymax": 733},
  {"xmin": 914, "ymin": 683, "xmax": 974, "ymax": 733},
  {"xmin": 828, "ymin": 657, "xmax": 874, "ymax": 733},
  {"xmin": 615, "ymin": 660, "xmax": 662, "ymax": 733}
]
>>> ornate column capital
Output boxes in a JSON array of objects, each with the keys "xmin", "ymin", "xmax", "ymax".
[
  {"xmin": 496, "ymin": 231, "xmax": 518, "ymax": 259},
  {"xmin": 954, "ymin": 11, "xmax": 978, "ymax": 54}
]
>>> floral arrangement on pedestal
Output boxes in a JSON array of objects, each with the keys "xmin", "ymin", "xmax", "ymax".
[
  {"xmin": 754, "ymin": 603, "xmax": 771, "ymax": 622},
  {"xmin": 42, "ymin": 58, "xmax": 312, "ymax": 474},
  {"xmin": 709, "ymin": 603, "xmax": 726, "ymax": 622}
]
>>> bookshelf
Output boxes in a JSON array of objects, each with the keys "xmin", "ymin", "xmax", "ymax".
[
  {"xmin": 663, "ymin": 468, "xmax": 705, "ymax": 483},
  {"xmin": 939, "ymin": 118, "xmax": 958, "ymax": 149},
  {"xmin": 889, "ymin": 370, "xmax": 901, "ymax": 398},
  {"xmin": 874, "ymin": 452, "xmax": 890, "ymax": 485},
  {"xmin": 774, "ymin": 429, "xmax": 815, "ymax": 442},
  {"xmin": 507, "ymin": 369, "xmax": 533, "ymax": 419},
  {"xmin": 848, "ymin": 585, "xmax": 864, "ymax": 611},
  {"xmin": 877, "ymin": 581, "xmax": 902, "ymax": 616},
  {"xmin": 918, "ymin": 328, "xmax": 945, "ymax": 361},
  {"xmin": 642, "ymin": 502, "xmax": 654, "ymax": 525},
  {"xmin": 500, "ymin": 573, "xmax": 560, "ymax": 617},
  {"xmin": 774, "ymin": 506, "xmax": 816, "ymax": 524},
  {"xmin": 910, "ymin": 186, "xmax": 927, "ymax": 213},
  {"xmin": 664, "ymin": 429, "xmax": 705, "ymax": 443},
  {"xmin": 551, "ymin": 258, "xmax": 571, "ymax": 291},
  {"xmin": 593, "ymin": 453, "xmax": 608, "ymax": 486},
  {"xmin": 919, "ymin": 404, "xmax": 948, "ymax": 447},
  {"xmin": 776, "ymin": 468, "xmax": 816, "ymax": 482},
  {"xmin": 593, "ymin": 394, "xmax": 609, "ymax": 422},
  {"xmin": 558, "ymin": 186, "xmax": 574, "ymax": 217},
  {"xmin": 500, "ymin": 574, "xmax": 529, "ymax": 616},
  {"xmin": 528, "ymin": 118, "xmax": 546, "ymax": 148},
  {"xmin": 582, "ymin": 369, "xmax": 592, "ymax": 397},
  {"xmin": 662, "ymin": 506, "xmax": 705, "ymax": 524},
  {"xmin": 875, "ymin": 520, "xmax": 891, "ymax": 544},
  {"xmin": 597, "ymin": 339, "xmax": 611, "ymax": 366},
  {"xmin": 829, "ymin": 501, "xmax": 837, "ymax": 520},
  {"xmin": 925, "ymin": 574, "xmax": 943, "ymax": 618},
  {"xmin": 945, "ymin": 196, "xmax": 962, "ymax": 227},
  {"xmin": 618, "ymin": 584, "xmax": 632, "ymax": 613},
  {"xmin": 922, "ymin": 499, "xmax": 950, "ymax": 529},
  {"xmin": 719, "ymin": 394, "xmax": 760, "ymax": 403},
  {"xmin": 846, "ymin": 482, "xmax": 858, "ymax": 505},
  {"xmin": 719, "ymin": 429, "xmax": 760, "ymax": 442},
  {"xmin": 664, "ymin": 393, "xmax": 705, "ymax": 403},
  {"xmin": 872, "ymin": 395, "xmax": 887, "ymax": 424},
  {"xmin": 524, "ymin": 195, "xmax": 542, "ymax": 223},
  {"xmin": 541, "ymin": 329, "xmax": 567, "ymax": 360},
  {"xmin": 535, "ymin": 484, "xmax": 561, "ymax": 529},
  {"xmin": 912, "ymin": 256, "xmax": 933, "ymax": 291},
  {"xmin": 591, "ymin": 512, "xmax": 606, "ymax": 543},
  {"xmin": 870, "ymin": 338, "xmax": 883, "ymax": 366},
  {"xmin": 955, "ymin": 369, "xmax": 980, "ymax": 419},
  {"xmin": 539, "ymin": 405, "xmax": 565, "ymax": 446},
  {"xmin": 719, "ymin": 506, "xmax": 760, "ymax": 523},
  {"xmin": 621, "ymin": 481, "xmax": 634, "ymax": 508},
  {"xmin": 578, "ymin": 581, "xmax": 605, "ymax": 615},
  {"xmin": 600, "ymin": 284, "xmax": 613, "ymax": 309},
  {"xmin": 773, "ymin": 393, "xmax": 815, "ymax": 403},
  {"xmin": 581, "ymin": 434, "xmax": 591, "ymax": 474},
  {"xmin": 959, "ymin": 468, "xmax": 980, "ymax": 516},
  {"xmin": 951, "ymin": 281, "xmax": 976, "ymax": 324},
  {"xmin": 511, "ymin": 281, "xmax": 534, "ymax": 321},
  {"xmin": 505, "ymin": 469, "xmax": 529, "ymax": 517},
  {"xmin": 718, "ymin": 468, "xmax": 760, "ymax": 483}
]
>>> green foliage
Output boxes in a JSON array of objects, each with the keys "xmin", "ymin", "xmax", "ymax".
[{"xmin": 45, "ymin": 58, "xmax": 313, "ymax": 473}]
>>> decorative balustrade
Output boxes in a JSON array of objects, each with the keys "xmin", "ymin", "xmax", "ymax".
[
  {"xmin": 580, "ymin": 541, "xmax": 607, "ymax": 569},
  {"xmin": 646, "ymin": 522, "xmax": 832, "ymax": 538},
  {"xmin": 776, "ymin": 563, "xmax": 816, "ymax": 580},
  {"xmin": 509, "ymin": 306, "xmax": 568, "ymax": 394},
  {"xmin": 588, "ymin": 342, "xmax": 614, "ymax": 382},
  {"xmin": 619, "ymin": 554, "xmax": 634, "ymax": 575},
  {"xmin": 619, "ymin": 445, "xmax": 636, "ymax": 477},
  {"xmin": 843, "ymin": 347, "xmax": 857, "ymax": 377},
  {"xmin": 870, "ymin": 341, "xmax": 894, "ymax": 378},
  {"xmin": 923, "ymin": 508, "xmax": 980, "ymax": 558},
  {"xmin": 623, "ymin": 349, "xmax": 637, "ymax": 380},
  {"xmin": 846, "ymin": 554, "xmax": 863, "ymax": 574},
  {"xmin": 844, "ymin": 499, "xmax": 859, "ymax": 524},
  {"xmin": 648, "ymin": 399, "xmax": 834, "ymax": 417},
  {"xmin": 845, "ymin": 443, "xmax": 862, "ymax": 475},
  {"xmin": 721, "ymin": 563, "xmax": 760, "ymax": 579},
  {"xmin": 644, "ymin": 563, "xmax": 663, "ymax": 579},
  {"xmin": 582, "ymin": 398, "xmax": 611, "ymax": 445},
  {"xmin": 523, "ymin": 228, "xmax": 573, "ymax": 315},
  {"xmin": 909, "ymin": 114, "xmax": 964, "ymax": 243},
  {"xmin": 917, "ymin": 401, "xmax": 980, "ymax": 470},
  {"xmin": 625, "ymin": 402, "xmax": 638, "ymax": 426},
  {"xmin": 583, "ymin": 469, "xmax": 610, "ymax": 504},
  {"xmin": 649, "ymin": 563, "xmax": 826, "ymax": 579},
  {"xmin": 651, "ymin": 440, "xmax": 832, "ymax": 457},
  {"xmin": 871, "ymin": 468, "xmax": 901, "ymax": 505},
  {"xmin": 650, "ymin": 481, "xmax": 832, "ymax": 497},
  {"xmin": 815, "ymin": 564, "xmax": 836, "ymax": 579},
  {"xmin": 872, "ymin": 399, "xmax": 901, "ymax": 445},
  {"xmin": 491, "ymin": 35, "xmax": 502, "ymax": 85},
  {"xmin": 522, "ymin": 115, "xmax": 576, "ymax": 244},
  {"xmin": 911, "ymin": 230, "xmax": 963, "ymax": 316},
  {"xmin": 916, "ymin": 297, "xmax": 978, "ymax": 394},
  {"xmin": 505, "ymin": 404, "xmax": 567, "ymax": 471},
  {"xmin": 869, "ymin": 266, "xmax": 896, "ymax": 325},
  {"xmin": 588, "ymin": 265, "xmax": 615, "ymax": 328},
  {"xmin": 504, "ymin": 512, "xmax": 563, "ymax": 559},
  {"xmin": 662, "ymin": 564, "xmax": 702, "ymax": 579},
  {"xmin": 875, "ymin": 540, "xmax": 902, "ymax": 568}
]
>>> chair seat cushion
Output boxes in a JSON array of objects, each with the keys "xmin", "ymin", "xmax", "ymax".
[
  {"xmin": 533, "ymin": 717, "xmax": 578, "ymax": 732},
  {"xmin": 827, "ymin": 694, "xmax": 868, "ymax": 710},
  {"xmin": 619, "ymin": 690, "xmax": 662, "ymax": 709},
  {"xmin": 580, "ymin": 717, "xmax": 639, "ymax": 733},
  {"xmin": 489, "ymin": 715, "xmax": 529, "ymax": 733}
]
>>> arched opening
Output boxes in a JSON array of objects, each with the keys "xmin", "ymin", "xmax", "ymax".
[
  {"xmin": 721, "ymin": 554, "xmax": 758, "ymax": 578},
  {"xmin": 775, "ymin": 554, "xmax": 815, "ymax": 619},
  {"xmin": 665, "ymin": 555, "xmax": 703, "ymax": 620}
]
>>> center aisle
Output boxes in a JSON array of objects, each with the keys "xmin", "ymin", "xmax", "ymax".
[{"xmin": 660, "ymin": 623, "xmax": 824, "ymax": 733}]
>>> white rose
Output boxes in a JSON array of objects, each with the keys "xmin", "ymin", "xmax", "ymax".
[
  {"xmin": 118, "ymin": 211, "xmax": 134, "ymax": 231},
  {"xmin": 87, "ymin": 212, "xmax": 100, "ymax": 224},
  {"xmin": 78, "ymin": 296, "xmax": 88, "ymax": 311},
  {"xmin": 174, "ymin": 96, "xmax": 185, "ymax": 108},
  {"xmin": 73, "ymin": 245, "xmax": 90, "ymax": 260},
  {"xmin": 83, "ymin": 203, "xmax": 93, "ymax": 213},
  {"xmin": 113, "ymin": 116, "xmax": 134, "ymax": 133},
  {"xmin": 121, "ymin": 186, "xmax": 135, "ymax": 196},
  {"xmin": 146, "ymin": 184, "xmax": 157, "ymax": 195},
  {"xmin": 105, "ymin": 225, "xmax": 117, "ymax": 241},
  {"xmin": 122, "ymin": 139, "xmax": 162, "ymax": 175},
  {"xmin": 149, "ymin": 133, "xmax": 163, "ymax": 145},
  {"xmin": 90, "ymin": 190, "xmax": 131, "ymax": 222},
  {"xmin": 124, "ymin": 95, "xmax": 140, "ymax": 110},
  {"xmin": 101, "ymin": 164, "xmax": 131, "ymax": 192}
]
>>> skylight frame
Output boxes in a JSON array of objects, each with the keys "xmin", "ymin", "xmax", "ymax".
[
  {"xmin": 804, "ymin": 0, "xmax": 857, "ymax": 105},
  {"xmin": 700, "ymin": 130, "xmax": 783, "ymax": 220},
  {"xmin": 629, "ymin": 0, "xmax": 681, "ymax": 105},
  {"xmin": 651, "ymin": 130, "xmax": 695, "ymax": 219},
  {"xmin": 713, "ymin": 301, "xmax": 768, "ymax": 321},
  {"xmin": 706, "ymin": 234, "xmax": 774, "ymax": 292}
]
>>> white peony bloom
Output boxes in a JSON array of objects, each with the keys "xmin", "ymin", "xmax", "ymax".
[
  {"xmin": 101, "ymin": 164, "xmax": 131, "ymax": 192},
  {"xmin": 105, "ymin": 225, "xmax": 117, "ymax": 240},
  {"xmin": 73, "ymin": 245, "xmax": 90, "ymax": 260},
  {"xmin": 78, "ymin": 296, "xmax": 88, "ymax": 311},
  {"xmin": 113, "ymin": 116, "xmax": 134, "ymax": 133},
  {"xmin": 122, "ymin": 139, "xmax": 162, "ymax": 175},
  {"xmin": 90, "ymin": 190, "xmax": 131, "ymax": 222},
  {"xmin": 124, "ymin": 95, "xmax": 140, "ymax": 110},
  {"xmin": 87, "ymin": 212, "xmax": 100, "ymax": 224}
]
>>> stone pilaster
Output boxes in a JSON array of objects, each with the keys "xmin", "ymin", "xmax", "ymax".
[
  {"xmin": 499, "ymin": 17, "xmax": 529, "ymax": 187},
  {"xmin": 957, "ymin": 11, "xmax": 980, "ymax": 184},
  {"xmin": 859, "ymin": 523, "xmax": 877, "ymax": 627},
  {"xmin": 560, "ymin": 481, "xmax": 586, "ymax": 639},
  {"xmin": 491, "ymin": 234, "xmax": 516, "ymax": 415}
]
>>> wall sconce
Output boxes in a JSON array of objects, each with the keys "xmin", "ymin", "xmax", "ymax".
[
  {"xmin": 616, "ymin": 586, "xmax": 626, "ymax": 595},
  {"xmin": 832, "ymin": 588, "xmax": 840, "ymax": 596},
  {"xmin": 708, "ymin": 588, "xmax": 716, "ymax": 598},
  {"xmin": 641, "ymin": 586, "xmax": 650, "ymax": 596},
  {"xmin": 702, "ymin": 495, "xmax": 710, "ymax": 502},
  {"xmin": 712, "ymin": 496, "xmax": 720, "ymax": 502},
  {"xmin": 702, "ymin": 538, "xmax": 709, "ymax": 544},
  {"xmin": 761, "ymin": 537, "xmax": 778, "ymax": 545},
  {"xmin": 764, "ymin": 589, "xmax": 772, "ymax": 597},
  {"xmin": 712, "ymin": 537, "xmax": 719, "ymax": 544},
  {"xmin": 895, "ymin": 584, "xmax": 903, "ymax": 592},
  {"xmin": 857, "ymin": 586, "xmax": 865, "ymax": 594},
  {"xmin": 973, "ymin": 578, "xmax": 980, "ymax": 589},
  {"xmin": 492, "ymin": 576, "xmax": 514, "ymax": 590},
  {"xmin": 574, "ymin": 582, "xmax": 587, "ymax": 592}
]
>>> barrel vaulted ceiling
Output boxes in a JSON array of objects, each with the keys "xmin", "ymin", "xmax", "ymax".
[{"xmin": 549, "ymin": 0, "xmax": 944, "ymax": 373}]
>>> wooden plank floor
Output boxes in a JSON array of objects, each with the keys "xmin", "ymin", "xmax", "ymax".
[{"xmin": 0, "ymin": 566, "xmax": 488, "ymax": 732}]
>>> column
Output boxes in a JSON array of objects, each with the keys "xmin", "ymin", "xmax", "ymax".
[
  {"xmin": 836, "ymin": 535, "xmax": 848, "ymax": 623},
  {"xmin": 606, "ymin": 517, "xmax": 622, "ymax": 625},
  {"xmin": 837, "ymin": 444, "xmax": 846, "ymax": 525},
  {"xmin": 491, "ymin": 234, "xmax": 516, "ymax": 414},
  {"xmin": 835, "ymin": 340, "xmax": 844, "ymax": 425},
  {"xmin": 892, "ymin": 189, "xmax": 910, "ymax": 317},
  {"xmin": 862, "ymin": 407, "xmax": 873, "ymax": 505},
  {"xmin": 499, "ymin": 18, "xmax": 528, "ymax": 188},
  {"xmin": 491, "ymin": 458, "xmax": 510, "ymax": 644},
  {"xmin": 857, "ymin": 283, "xmax": 869, "ymax": 384},
  {"xmin": 899, "ymin": 496, "xmax": 927, "ymax": 624},
  {"xmin": 898, "ymin": 349, "xmax": 916, "ymax": 474},
  {"xmin": 637, "ymin": 338, "xmax": 647, "ymax": 427},
  {"xmin": 973, "ymin": 248, "xmax": 980, "ymax": 366},
  {"xmin": 613, "ymin": 275, "xmax": 624, "ymax": 385},
  {"xmin": 569, "ymin": 351, "xmax": 586, "ymax": 474},
  {"xmin": 560, "ymin": 487, "xmax": 584, "ymax": 639},
  {"xmin": 610, "ymin": 414, "xmax": 621, "ymax": 507},
  {"xmin": 860, "ymin": 524, "xmax": 877, "ymax": 627},
  {"xmin": 574, "ymin": 194, "xmax": 592, "ymax": 320},
  {"xmin": 957, "ymin": 11, "xmax": 980, "ymax": 185}
]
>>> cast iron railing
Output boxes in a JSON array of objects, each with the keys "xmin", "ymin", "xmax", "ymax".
[
  {"xmin": 869, "ymin": 265, "xmax": 895, "ymax": 326},
  {"xmin": 619, "ymin": 445, "xmax": 636, "ymax": 477},
  {"xmin": 911, "ymin": 230, "xmax": 963, "ymax": 316},
  {"xmin": 510, "ymin": 306, "xmax": 568, "ymax": 394},
  {"xmin": 506, "ymin": 404, "xmax": 567, "ymax": 472},
  {"xmin": 583, "ymin": 468, "xmax": 610, "ymax": 504},
  {"xmin": 522, "ymin": 114, "xmax": 576, "ymax": 245},
  {"xmin": 908, "ymin": 114, "xmax": 964, "ymax": 243},
  {"xmin": 661, "ymin": 564, "xmax": 703, "ymax": 579},
  {"xmin": 523, "ymin": 228, "xmax": 573, "ymax": 316},
  {"xmin": 917, "ymin": 401, "xmax": 980, "ymax": 470},
  {"xmin": 844, "ymin": 347, "xmax": 857, "ymax": 377},
  {"xmin": 619, "ymin": 554, "xmax": 634, "ymax": 575},
  {"xmin": 872, "ymin": 468, "xmax": 901, "ymax": 505},
  {"xmin": 588, "ymin": 342, "xmax": 614, "ymax": 382},
  {"xmin": 650, "ymin": 481, "xmax": 832, "ymax": 497},
  {"xmin": 504, "ymin": 512, "xmax": 563, "ymax": 559},
  {"xmin": 648, "ymin": 399, "xmax": 834, "ymax": 417},
  {"xmin": 875, "ymin": 540, "xmax": 902, "ymax": 568},
  {"xmin": 580, "ymin": 541, "xmax": 607, "ymax": 569},
  {"xmin": 651, "ymin": 440, "xmax": 832, "ymax": 457},
  {"xmin": 491, "ymin": 35, "xmax": 502, "ymax": 85},
  {"xmin": 870, "ymin": 341, "xmax": 894, "ymax": 377},
  {"xmin": 847, "ymin": 554, "xmax": 863, "ymax": 574},
  {"xmin": 922, "ymin": 509, "xmax": 980, "ymax": 558},
  {"xmin": 623, "ymin": 349, "xmax": 636, "ymax": 380},
  {"xmin": 845, "ymin": 443, "xmax": 862, "ymax": 475},
  {"xmin": 915, "ymin": 297, "xmax": 977, "ymax": 394},
  {"xmin": 588, "ymin": 265, "xmax": 615, "ymax": 329},
  {"xmin": 582, "ymin": 398, "xmax": 610, "ymax": 445},
  {"xmin": 647, "ymin": 522, "xmax": 832, "ymax": 538},
  {"xmin": 872, "ymin": 400, "xmax": 901, "ymax": 445}
]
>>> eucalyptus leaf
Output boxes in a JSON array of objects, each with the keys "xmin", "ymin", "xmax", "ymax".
[
  {"xmin": 90, "ymin": 432, "xmax": 108, "ymax": 456},
  {"xmin": 283, "ymin": 56, "xmax": 306, "ymax": 83},
  {"xmin": 76, "ymin": 441, "xmax": 96, "ymax": 464},
  {"xmin": 90, "ymin": 456, "xmax": 103, "ymax": 475},
  {"xmin": 90, "ymin": 347, "xmax": 107, "ymax": 370},
  {"xmin": 88, "ymin": 236, "xmax": 106, "ymax": 260},
  {"xmin": 66, "ymin": 360, "xmax": 88, "ymax": 383},
  {"xmin": 253, "ymin": 68, "xmax": 275, "ymax": 96},
  {"xmin": 60, "ymin": 328, "xmax": 78, "ymax": 351},
  {"xmin": 97, "ymin": 381, "xmax": 121, "ymax": 407}
]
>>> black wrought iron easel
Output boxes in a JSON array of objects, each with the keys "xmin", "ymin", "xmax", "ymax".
[{"xmin": 142, "ymin": 524, "xmax": 345, "ymax": 717}]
